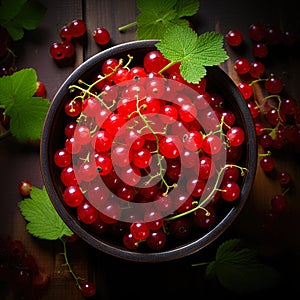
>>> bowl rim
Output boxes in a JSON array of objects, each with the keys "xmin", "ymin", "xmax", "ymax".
[{"xmin": 40, "ymin": 39, "xmax": 257, "ymax": 262}]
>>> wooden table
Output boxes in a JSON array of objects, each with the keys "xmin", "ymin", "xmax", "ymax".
[{"xmin": 1, "ymin": 0, "xmax": 299, "ymax": 299}]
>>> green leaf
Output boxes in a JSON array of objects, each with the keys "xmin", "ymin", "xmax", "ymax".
[
  {"xmin": 18, "ymin": 186, "xmax": 73, "ymax": 240},
  {"xmin": 137, "ymin": 0, "xmax": 177, "ymax": 14},
  {"xmin": 0, "ymin": 0, "xmax": 46, "ymax": 41},
  {"xmin": 156, "ymin": 25, "xmax": 228, "ymax": 83},
  {"xmin": 174, "ymin": 0, "xmax": 200, "ymax": 18},
  {"xmin": 7, "ymin": 95, "xmax": 50, "ymax": 141},
  {"xmin": 0, "ymin": 0, "xmax": 26, "ymax": 21},
  {"xmin": 14, "ymin": 0, "xmax": 46, "ymax": 30},
  {"xmin": 0, "ymin": 68, "xmax": 50, "ymax": 142},
  {"xmin": 205, "ymin": 239, "xmax": 281, "ymax": 294},
  {"xmin": 3, "ymin": 21, "xmax": 24, "ymax": 41},
  {"xmin": 135, "ymin": 0, "xmax": 199, "ymax": 40}
]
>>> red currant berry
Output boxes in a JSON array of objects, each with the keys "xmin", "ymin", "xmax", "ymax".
[
  {"xmin": 35, "ymin": 81, "xmax": 47, "ymax": 98},
  {"xmin": 59, "ymin": 25, "xmax": 72, "ymax": 41},
  {"xmin": 62, "ymin": 41, "xmax": 75, "ymax": 58},
  {"xmin": 221, "ymin": 181, "xmax": 240, "ymax": 201},
  {"xmin": 80, "ymin": 281, "xmax": 96, "ymax": 298},
  {"xmin": 259, "ymin": 156, "xmax": 275, "ymax": 172},
  {"xmin": 277, "ymin": 170, "xmax": 291, "ymax": 185},
  {"xmin": 198, "ymin": 155, "xmax": 216, "ymax": 180},
  {"xmin": 234, "ymin": 57, "xmax": 251, "ymax": 75},
  {"xmin": 63, "ymin": 185, "xmax": 84, "ymax": 207},
  {"xmin": 193, "ymin": 206, "xmax": 216, "ymax": 228},
  {"xmin": 143, "ymin": 50, "xmax": 169, "ymax": 73},
  {"xmin": 159, "ymin": 104, "xmax": 178, "ymax": 124},
  {"xmin": 265, "ymin": 75, "xmax": 283, "ymax": 94},
  {"xmin": 101, "ymin": 58, "xmax": 119, "ymax": 81},
  {"xmin": 93, "ymin": 27, "xmax": 110, "ymax": 45},
  {"xmin": 49, "ymin": 42, "xmax": 65, "ymax": 60},
  {"xmin": 146, "ymin": 230, "xmax": 167, "ymax": 250},
  {"xmin": 226, "ymin": 126, "xmax": 245, "ymax": 146},
  {"xmin": 64, "ymin": 98, "xmax": 82, "ymax": 117},
  {"xmin": 248, "ymin": 23, "xmax": 266, "ymax": 41},
  {"xmin": 182, "ymin": 131, "xmax": 203, "ymax": 151},
  {"xmin": 123, "ymin": 232, "xmax": 139, "ymax": 250},
  {"xmin": 202, "ymin": 134, "xmax": 223, "ymax": 154},
  {"xmin": 77, "ymin": 201, "xmax": 99, "ymax": 224},
  {"xmin": 265, "ymin": 25, "xmax": 283, "ymax": 46},
  {"xmin": 252, "ymin": 42, "xmax": 268, "ymax": 58},
  {"xmin": 159, "ymin": 135, "xmax": 183, "ymax": 159},
  {"xmin": 226, "ymin": 29, "xmax": 243, "ymax": 46},
  {"xmin": 237, "ymin": 82, "xmax": 253, "ymax": 100},
  {"xmin": 281, "ymin": 97, "xmax": 298, "ymax": 115},
  {"xmin": 54, "ymin": 148, "xmax": 72, "ymax": 168},
  {"xmin": 249, "ymin": 61, "xmax": 265, "ymax": 79},
  {"xmin": 82, "ymin": 97, "xmax": 101, "ymax": 117},
  {"xmin": 95, "ymin": 153, "xmax": 113, "ymax": 176},
  {"xmin": 132, "ymin": 147, "xmax": 152, "ymax": 169},
  {"xmin": 18, "ymin": 180, "xmax": 32, "ymax": 197},
  {"xmin": 68, "ymin": 19, "xmax": 87, "ymax": 38},
  {"xmin": 271, "ymin": 194, "xmax": 287, "ymax": 213},
  {"xmin": 130, "ymin": 222, "xmax": 150, "ymax": 241},
  {"xmin": 92, "ymin": 130, "xmax": 113, "ymax": 152},
  {"xmin": 60, "ymin": 166, "xmax": 78, "ymax": 186},
  {"xmin": 169, "ymin": 217, "xmax": 192, "ymax": 239}
]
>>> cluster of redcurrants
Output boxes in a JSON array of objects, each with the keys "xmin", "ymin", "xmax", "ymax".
[
  {"xmin": 53, "ymin": 48, "xmax": 248, "ymax": 252},
  {"xmin": 49, "ymin": 19, "xmax": 111, "ymax": 62},
  {"xmin": 0, "ymin": 237, "xmax": 50, "ymax": 299},
  {"xmin": 226, "ymin": 23, "xmax": 299, "ymax": 225}
]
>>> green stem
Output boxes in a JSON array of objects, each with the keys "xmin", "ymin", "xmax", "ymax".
[
  {"xmin": 118, "ymin": 21, "xmax": 138, "ymax": 32},
  {"xmin": 164, "ymin": 164, "xmax": 248, "ymax": 221},
  {"xmin": 68, "ymin": 84, "xmax": 112, "ymax": 110},
  {"xmin": 249, "ymin": 77, "xmax": 266, "ymax": 86},
  {"xmin": 134, "ymin": 96, "xmax": 174, "ymax": 194},
  {"xmin": 191, "ymin": 261, "xmax": 210, "ymax": 267},
  {"xmin": 158, "ymin": 61, "xmax": 178, "ymax": 75},
  {"xmin": 60, "ymin": 238, "xmax": 81, "ymax": 289}
]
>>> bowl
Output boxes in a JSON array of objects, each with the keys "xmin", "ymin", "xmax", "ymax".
[{"xmin": 40, "ymin": 40, "xmax": 257, "ymax": 262}]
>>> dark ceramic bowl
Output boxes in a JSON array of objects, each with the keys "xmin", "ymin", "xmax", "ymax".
[{"xmin": 40, "ymin": 40, "xmax": 257, "ymax": 262}]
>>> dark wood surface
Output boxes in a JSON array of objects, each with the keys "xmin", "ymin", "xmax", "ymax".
[{"xmin": 1, "ymin": 0, "xmax": 300, "ymax": 299}]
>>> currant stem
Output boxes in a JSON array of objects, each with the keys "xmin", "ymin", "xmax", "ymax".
[
  {"xmin": 191, "ymin": 261, "xmax": 210, "ymax": 267},
  {"xmin": 69, "ymin": 84, "xmax": 113, "ymax": 110},
  {"xmin": 158, "ymin": 61, "xmax": 178, "ymax": 75},
  {"xmin": 60, "ymin": 238, "xmax": 82, "ymax": 289},
  {"xmin": 164, "ymin": 164, "xmax": 248, "ymax": 221},
  {"xmin": 249, "ymin": 77, "xmax": 267, "ymax": 86},
  {"xmin": 118, "ymin": 21, "xmax": 138, "ymax": 32},
  {"xmin": 133, "ymin": 96, "xmax": 174, "ymax": 194},
  {"xmin": 258, "ymin": 150, "xmax": 271, "ymax": 157}
]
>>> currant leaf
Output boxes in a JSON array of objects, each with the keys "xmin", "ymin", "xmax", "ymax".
[
  {"xmin": 136, "ymin": 0, "xmax": 177, "ymax": 39},
  {"xmin": 0, "ymin": 0, "xmax": 46, "ymax": 41},
  {"xmin": 0, "ymin": 68, "xmax": 50, "ymax": 142},
  {"xmin": 205, "ymin": 239, "xmax": 280, "ymax": 294},
  {"xmin": 134, "ymin": 0, "xmax": 199, "ymax": 39},
  {"xmin": 156, "ymin": 25, "xmax": 228, "ymax": 83},
  {"xmin": 18, "ymin": 186, "xmax": 73, "ymax": 240},
  {"xmin": 174, "ymin": 0, "xmax": 200, "ymax": 18},
  {"xmin": 14, "ymin": 0, "xmax": 47, "ymax": 30}
]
